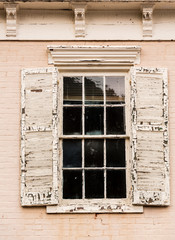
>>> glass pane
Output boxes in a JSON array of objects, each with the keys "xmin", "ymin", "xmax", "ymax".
[
  {"xmin": 106, "ymin": 76, "xmax": 125, "ymax": 104},
  {"xmin": 85, "ymin": 170, "xmax": 104, "ymax": 198},
  {"xmin": 106, "ymin": 139, "xmax": 125, "ymax": 167},
  {"xmin": 85, "ymin": 107, "xmax": 104, "ymax": 135},
  {"xmin": 106, "ymin": 107, "xmax": 125, "ymax": 134},
  {"xmin": 63, "ymin": 107, "xmax": 82, "ymax": 135},
  {"xmin": 85, "ymin": 76, "xmax": 103, "ymax": 104},
  {"xmin": 63, "ymin": 170, "xmax": 82, "ymax": 199},
  {"xmin": 63, "ymin": 77, "xmax": 82, "ymax": 104},
  {"xmin": 107, "ymin": 170, "xmax": 126, "ymax": 198},
  {"xmin": 63, "ymin": 140, "xmax": 82, "ymax": 168},
  {"xmin": 85, "ymin": 140, "xmax": 104, "ymax": 167}
]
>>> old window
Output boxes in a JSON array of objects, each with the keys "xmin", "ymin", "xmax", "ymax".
[
  {"xmin": 21, "ymin": 46, "xmax": 170, "ymax": 213},
  {"xmin": 60, "ymin": 74, "xmax": 127, "ymax": 201}
]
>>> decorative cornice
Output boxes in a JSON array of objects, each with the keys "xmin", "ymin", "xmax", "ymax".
[
  {"xmin": 141, "ymin": 4, "xmax": 154, "ymax": 38},
  {"xmin": 0, "ymin": 0, "xmax": 172, "ymax": 2},
  {"xmin": 47, "ymin": 45, "xmax": 141, "ymax": 70},
  {"xmin": 71, "ymin": 3, "xmax": 87, "ymax": 38},
  {"xmin": 4, "ymin": 3, "xmax": 19, "ymax": 37}
]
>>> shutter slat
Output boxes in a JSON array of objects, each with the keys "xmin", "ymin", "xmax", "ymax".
[
  {"xmin": 131, "ymin": 67, "xmax": 169, "ymax": 206},
  {"xmin": 21, "ymin": 68, "xmax": 58, "ymax": 206}
]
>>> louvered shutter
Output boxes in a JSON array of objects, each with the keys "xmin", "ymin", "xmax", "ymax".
[
  {"xmin": 21, "ymin": 68, "xmax": 58, "ymax": 206},
  {"xmin": 131, "ymin": 67, "xmax": 169, "ymax": 206}
]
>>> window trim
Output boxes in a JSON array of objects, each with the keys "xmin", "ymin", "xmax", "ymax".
[
  {"xmin": 47, "ymin": 45, "xmax": 141, "ymax": 71},
  {"xmin": 47, "ymin": 45, "xmax": 143, "ymax": 213}
]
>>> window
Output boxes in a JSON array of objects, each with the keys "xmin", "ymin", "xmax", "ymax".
[
  {"xmin": 21, "ymin": 46, "xmax": 169, "ymax": 213},
  {"xmin": 60, "ymin": 74, "xmax": 127, "ymax": 202}
]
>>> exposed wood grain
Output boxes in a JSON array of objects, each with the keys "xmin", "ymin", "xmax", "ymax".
[
  {"xmin": 131, "ymin": 67, "xmax": 169, "ymax": 206},
  {"xmin": 21, "ymin": 67, "xmax": 59, "ymax": 206}
]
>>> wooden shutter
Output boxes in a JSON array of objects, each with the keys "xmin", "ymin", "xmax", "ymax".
[
  {"xmin": 131, "ymin": 67, "xmax": 169, "ymax": 206},
  {"xmin": 21, "ymin": 68, "xmax": 58, "ymax": 206}
]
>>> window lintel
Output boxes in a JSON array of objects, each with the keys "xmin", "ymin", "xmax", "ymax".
[{"xmin": 47, "ymin": 45, "xmax": 141, "ymax": 70}]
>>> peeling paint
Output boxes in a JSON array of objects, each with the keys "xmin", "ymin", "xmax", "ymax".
[
  {"xmin": 131, "ymin": 67, "xmax": 170, "ymax": 206},
  {"xmin": 21, "ymin": 67, "xmax": 59, "ymax": 206},
  {"xmin": 47, "ymin": 203, "xmax": 143, "ymax": 214},
  {"xmin": 47, "ymin": 45, "xmax": 141, "ymax": 69}
]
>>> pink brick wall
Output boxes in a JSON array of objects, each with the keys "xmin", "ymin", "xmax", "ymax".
[{"xmin": 0, "ymin": 41, "xmax": 175, "ymax": 240}]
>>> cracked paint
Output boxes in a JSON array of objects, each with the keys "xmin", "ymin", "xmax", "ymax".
[
  {"xmin": 131, "ymin": 67, "xmax": 170, "ymax": 206},
  {"xmin": 21, "ymin": 67, "xmax": 59, "ymax": 206}
]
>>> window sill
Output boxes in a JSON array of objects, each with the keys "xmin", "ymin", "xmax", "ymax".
[{"xmin": 47, "ymin": 204, "xmax": 143, "ymax": 214}]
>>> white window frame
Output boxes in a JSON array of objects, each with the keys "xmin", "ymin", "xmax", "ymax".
[{"xmin": 46, "ymin": 45, "xmax": 143, "ymax": 213}]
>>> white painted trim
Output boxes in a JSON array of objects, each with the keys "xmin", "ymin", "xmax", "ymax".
[
  {"xmin": 4, "ymin": 3, "xmax": 19, "ymax": 38},
  {"xmin": 131, "ymin": 67, "xmax": 170, "ymax": 206},
  {"xmin": 21, "ymin": 67, "xmax": 59, "ymax": 206},
  {"xmin": 71, "ymin": 3, "xmax": 87, "ymax": 38},
  {"xmin": 45, "ymin": 48, "xmax": 143, "ymax": 213},
  {"xmin": 141, "ymin": 4, "xmax": 154, "ymax": 38},
  {"xmin": 47, "ymin": 204, "xmax": 143, "ymax": 214},
  {"xmin": 47, "ymin": 45, "xmax": 141, "ymax": 70}
]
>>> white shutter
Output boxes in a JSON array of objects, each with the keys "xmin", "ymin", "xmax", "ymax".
[
  {"xmin": 21, "ymin": 68, "xmax": 58, "ymax": 206},
  {"xmin": 131, "ymin": 67, "xmax": 169, "ymax": 206}
]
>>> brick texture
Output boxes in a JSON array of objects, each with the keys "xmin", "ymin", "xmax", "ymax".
[{"xmin": 0, "ymin": 41, "xmax": 175, "ymax": 240}]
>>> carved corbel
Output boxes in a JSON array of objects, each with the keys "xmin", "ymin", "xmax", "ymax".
[
  {"xmin": 4, "ymin": 3, "xmax": 19, "ymax": 37},
  {"xmin": 141, "ymin": 4, "xmax": 154, "ymax": 38},
  {"xmin": 71, "ymin": 3, "xmax": 87, "ymax": 38}
]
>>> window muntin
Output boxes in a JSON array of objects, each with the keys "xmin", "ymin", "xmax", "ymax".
[{"xmin": 59, "ymin": 74, "xmax": 129, "ymax": 202}]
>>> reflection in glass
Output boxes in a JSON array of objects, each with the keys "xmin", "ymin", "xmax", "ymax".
[
  {"xmin": 85, "ymin": 107, "xmax": 104, "ymax": 135},
  {"xmin": 85, "ymin": 170, "xmax": 104, "ymax": 198},
  {"xmin": 107, "ymin": 170, "xmax": 126, "ymax": 198},
  {"xmin": 106, "ymin": 76, "xmax": 125, "ymax": 104},
  {"xmin": 63, "ymin": 170, "xmax": 82, "ymax": 199},
  {"xmin": 106, "ymin": 107, "xmax": 125, "ymax": 134},
  {"xmin": 85, "ymin": 76, "xmax": 103, "ymax": 104},
  {"xmin": 63, "ymin": 77, "xmax": 82, "ymax": 104},
  {"xmin": 63, "ymin": 140, "xmax": 82, "ymax": 168},
  {"xmin": 63, "ymin": 107, "xmax": 82, "ymax": 135},
  {"xmin": 106, "ymin": 139, "xmax": 125, "ymax": 167},
  {"xmin": 85, "ymin": 140, "xmax": 103, "ymax": 167}
]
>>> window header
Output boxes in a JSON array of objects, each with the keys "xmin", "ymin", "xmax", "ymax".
[{"xmin": 47, "ymin": 45, "xmax": 141, "ymax": 70}]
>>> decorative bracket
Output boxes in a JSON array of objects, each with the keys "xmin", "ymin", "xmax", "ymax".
[
  {"xmin": 141, "ymin": 4, "xmax": 154, "ymax": 38},
  {"xmin": 71, "ymin": 3, "xmax": 87, "ymax": 38},
  {"xmin": 4, "ymin": 3, "xmax": 19, "ymax": 37}
]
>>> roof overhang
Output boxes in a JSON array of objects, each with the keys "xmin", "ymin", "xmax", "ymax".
[{"xmin": 0, "ymin": 1, "xmax": 175, "ymax": 10}]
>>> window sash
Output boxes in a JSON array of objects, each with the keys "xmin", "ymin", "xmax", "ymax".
[{"xmin": 58, "ymin": 72, "xmax": 131, "ymax": 203}]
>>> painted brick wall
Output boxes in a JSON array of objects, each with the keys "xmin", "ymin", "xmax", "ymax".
[{"xmin": 0, "ymin": 41, "xmax": 175, "ymax": 240}]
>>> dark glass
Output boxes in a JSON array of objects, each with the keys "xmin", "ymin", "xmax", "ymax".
[
  {"xmin": 85, "ymin": 170, "xmax": 104, "ymax": 198},
  {"xmin": 106, "ymin": 107, "xmax": 125, "ymax": 134},
  {"xmin": 106, "ymin": 76, "xmax": 125, "ymax": 104},
  {"xmin": 107, "ymin": 170, "xmax": 126, "ymax": 198},
  {"xmin": 63, "ymin": 107, "xmax": 82, "ymax": 135},
  {"xmin": 63, "ymin": 140, "xmax": 82, "ymax": 168},
  {"xmin": 63, "ymin": 170, "xmax": 82, "ymax": 199},
  {"xmin": 85, "ymin": 76, "xmax": 103, "ymax": 104},
  {"xmin": 63, "ymin": 77, "xmax": 82, "ymax": 104},
  {"xmin": 85, "ymin": 107, "xmax": 104, "ymax": 135},
  {"xmin": 106, "ymin": 139, "xmax": 125, "ymax": 167},
  {"xmin": 85, "ymin": 140, "xmax": 104, "ymax": 167}
]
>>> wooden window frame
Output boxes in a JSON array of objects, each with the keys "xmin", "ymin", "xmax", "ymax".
[
  {"xmin": 21, "ymin": 45, "xmax": 170, "ymax": 212},
  {"xmin": 46, "ymin": 45, "xmax": 143, "ymax": 213},
  {"xmin": 60, "ymin": 72, "xmax": 129, "ymax": 202}
]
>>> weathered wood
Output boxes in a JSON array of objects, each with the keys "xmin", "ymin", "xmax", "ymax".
[
  {"xmin": 131, "ymin": 67, "xmax": 169, "ymax": 206},
  {"xmin": 47, "ymin": 204, "xmax": 143, "ymax": 214},
  {"xmin": 21, "ymin": 67, "xmax": 59, "ymax": 206},
  {"xmin": 47, "ymin": 45, "xmax": 141, "ymax": 70}
]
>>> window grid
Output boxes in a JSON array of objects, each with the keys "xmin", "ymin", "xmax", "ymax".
[{"xmin": 61, "ymin": 75, "xmax": 127, "ymax": 200}]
